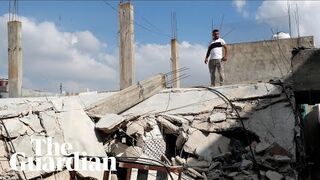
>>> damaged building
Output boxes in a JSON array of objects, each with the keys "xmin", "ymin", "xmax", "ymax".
[
  {"xmin": 1, "ymin": 1, "xmax": 320, "ymax": 180},
  {"xmin": 0, "ymin": 72, "xmax": 314, "ymax": 179}
]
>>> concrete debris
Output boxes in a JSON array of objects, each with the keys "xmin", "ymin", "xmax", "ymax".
[
  {"xmin": 126, "ymin": 118, "xmax": 147, "ymax": 136},
  {"xmin": 95, "ymin": 113, "xmax": 126, "ymax": 134},
  {"xmin": 160, "ymin": 114, "xmax": 190, "ymax": 125},
  {"xmin": 240, "ymin": 159, "xmax": 253, "ymax": 170},
  {"xmin": 186, "ymin": 157, "xmax": 210, "ymax": 168},
  {"xmin": 156, "ymin": 116, "xmax": 179, "ymax": 134},
  {"xmin": 0, "ymin": 82, "xmax": 301, "ymax": 180},
  {"xmin": 191, "ymin": 119, "xmax": 241, "ymax": 133},
  {"xmin": 0, "ymin": 103, "xmax": 31, "ymax": 119},
  {"xmin": 271, "ymin": 155, "xmax": 292, "ymax": 163},
  {"xmin": 209, "ymin": 112, "xmax": 227, "ymax": 123},
  {"xmin": 1, "ymin": 118, "xmax": 32, "ymax": 138},
  {"xmin": 176, "ymin": 131, "xmax": 187, "ymax": 150},
  {"xmin": 106, "ymin": 140, "xmax": 129, "ymax": 156},
  {"xmin": 32, "ymin": 101, "xmax": 54, "ymax": 113},
  {"xmin": 183, "ymin": 130, "xmax": 230, "ymax": 161},
  {"xmin": 255, "ymin": 141, "xmax": 272, "ymax": 153},
  {"xmin": 266, "ymin": 170, "xmax": 284, "ymax": 180},
  {"xmin": 174, "ymin": 156, "xmax": 186, "ymax": 165}
]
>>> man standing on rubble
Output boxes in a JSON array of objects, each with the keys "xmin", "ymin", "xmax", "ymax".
[{"xmin": 204, "ymin": 29, "xmax": 228, "ymax": 86}]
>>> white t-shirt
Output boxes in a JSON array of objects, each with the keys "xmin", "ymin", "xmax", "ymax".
[{"xmin": 208, "ymin": 38, "xmax": 226, "ymax": 59}]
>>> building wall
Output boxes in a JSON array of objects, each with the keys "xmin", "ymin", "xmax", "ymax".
[
  {"xmin": 224, "ymin": 36, "xmax": 314, "ymax": 84},
  {"xmin": 292, "ymin": 48, "xmax": 320, "ymax": 91}
]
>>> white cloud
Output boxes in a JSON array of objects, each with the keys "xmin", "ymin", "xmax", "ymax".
[
  {"xmin": 135, "ymin": 41, "xmax": 209, "ymax": 87},
  {"xmin": 0, "ymin": 14, "xmax": 212, "ymax": 93},
  {"xmin": 256, "ymin": 1, "xmax": 320, "ymax": 46},
  {"xmin": 233, "ymin": 0, "xmax": 249, "ymax": 17},
  {"xmin": 0, "ymin": 14, "xmax": 118, "ymax": 92}
]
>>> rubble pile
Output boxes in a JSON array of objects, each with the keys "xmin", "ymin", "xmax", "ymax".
[
  {"xmin": 0, "ymin": 83, "xmax": 302, "ymax": 179},
  {"xmin": 98, "ymin": 83, "xmax": 300, "ymax": 179}
]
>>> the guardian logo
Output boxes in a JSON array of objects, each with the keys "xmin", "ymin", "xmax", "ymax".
[{"xmin": 9, "ymin": 137, "xmax": 116, "ymax": 171}]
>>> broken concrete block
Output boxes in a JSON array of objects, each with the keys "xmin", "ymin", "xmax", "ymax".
[
  {"xmin": 96, "ymin": 114, "xmax": 126, "ymax": 134},
  {"xmin": 126, "ymin": 118, "xmax": 147, "ymax": 136},
  {"xmin": 107, "ymin": 141, "xmax": 129, "ymax": 156},
  {"xmin": 266, "ymin": 170, "xmax": 283, "ymax": 180},
  {"xmin": 156, "ymin": 116, "xmax": 179, "ymax": 134},
  {"xmin": 183, "ymin": 130, "xmax": 230, "ymax": 161},
  {"xmin": 175, "ymin": 156, "xmax": 186, "ymax": 165},
  {"xmin": 11, "ymin": 135, "xmax": 35, "ymax": 157},
  {"xmin": 272, "ymin": 155, "xmax": 291, "ymax": 163},
  {"xmin": 228, "ymin": 172, "xmax": 238, "ymax": 177},
  {"xmin": 1, "ymin": 118, "xmax": 31, "ymax": 138},
  {"xmin": 176, "ymin": 131, "xmax": 187, "ymax": 150},
  {"xmin": 184, "ymin": 115, "xmax": 194, "ymax": 121},
  {"xmin": 191, "ymin": 120, "xmax": 240, "ymax": 133},
  {"xmin": 58, "ymin": 109, "xmax": 106, "ymax": 156},
  {"xmin": 32, "ymin": 101, "xmax": 54, "ymax": 113},
  {"xmin": 265, "ymin": 143, "xmax": 292, "ymax": 157},
  {"xmin": 244, "ymin": 100, "xmax": 296, "ymax": 156},
  {"xmin": 19, "ymin": 114, "xmax": 44, "ymax": 134},
  {"xmin": 209, "ymin": 112, "xmax": 227, "ymax": 123},
  {"xmin": 186, "ymin": 157, "xmax": 210, "ymax": 168},
  {"xmin": 255, "ymin": 141, "xmax": 271, "ymax": 153},
  {"xmin": 161, "ymin": 114, "xmax": 189, "ymax": 125},
  {"xmin": 240, "ymin": 159, "xmax": 253, "ymax": 170},
  {"xmin": 0, "ymin": 103, "xmax": 31, "ymax": 119}
]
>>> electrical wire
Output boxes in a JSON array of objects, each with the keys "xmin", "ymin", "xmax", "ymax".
[
  {"xmin": 198, "ymin": 86, "xmax": 260, "ymax": 177},
  {"xmin": 103, "ymin": 1, "xmax": 171, "ymax": 38}
]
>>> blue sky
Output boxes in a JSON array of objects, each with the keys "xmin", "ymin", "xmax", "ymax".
[
  {"xmin": 0, "ymin": 0, "xmax": 272, "ymax": 50},
  {"xmin": 0, "ymin": 0, "xmax": 316, "ymax": 92}
]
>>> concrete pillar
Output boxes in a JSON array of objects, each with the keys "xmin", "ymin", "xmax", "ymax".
[
  {"xmin": 8, "ymin": 21, "xmax": 22, "ymax": 98},
  {"xmin": 119, "ymin": 2, "xmax": 135, "ymax": 90},
  {"xmin": 170, "ymin": 38, "xmax": 180, "ymax": 88}
]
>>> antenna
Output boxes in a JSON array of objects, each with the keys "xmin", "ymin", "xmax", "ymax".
[
  {"xmin": 287, "ymin": 0, "xmax": 292, "ymax": 37},
  {"xmin": 295, "ymin": 4, "xmax": 300, "ymax": 38},
  {"xmin": 211, "ymin": 18, "xmax": 214, "ymax": 31},
  {"xmin": 171, "ymin": 12, "xmax": 177, "ymax": 39},
  {"xmin": 9, "ymin": 0, "xmax": 19, "ymax": 21},
  {"xmin": 219, "ymin": 14, "xmax": 224, "ymax": 32}
]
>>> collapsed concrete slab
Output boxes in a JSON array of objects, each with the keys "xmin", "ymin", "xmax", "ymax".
[
  {"xmin": 0, "ymin": 98, "xmax": 106, "ymax": 179},
  {"xmin": 95, "ymin": 114, "xmax": 126, "ymax": 134},
  {"xmin": 183, "ymin": 129, "xmax": 230, "ymax": 161},
  {"xmin": 244, "ymin": 101, "xmax": 296, "ymax": 156},
  {"xmin": 0, "ymin": 81, "xmax": 299, "ymax": 180},
  {"xmin": 122, "ymin": 83, "xmax": 282, "ymax": 116}
]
